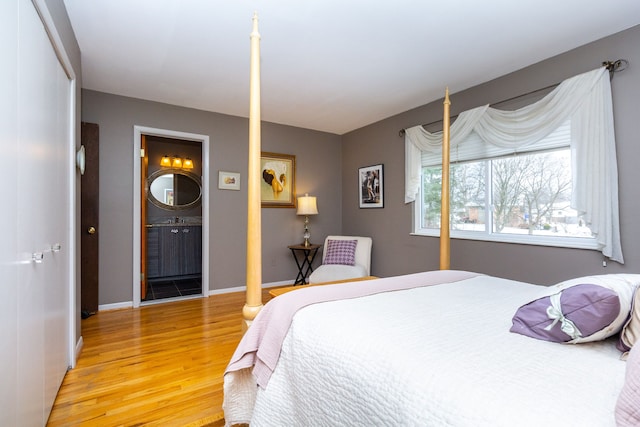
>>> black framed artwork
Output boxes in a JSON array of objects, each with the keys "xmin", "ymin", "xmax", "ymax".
[{"xmin": 359, "ymin": 164, "xmax": 383, "ymax": 208}]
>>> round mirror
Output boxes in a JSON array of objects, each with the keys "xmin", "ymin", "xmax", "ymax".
[{"xmin": 146, "ymin": 169, "xmax": 202, "ymax": 210}]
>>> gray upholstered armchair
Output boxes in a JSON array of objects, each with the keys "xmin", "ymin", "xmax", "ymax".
[{"xmin": 308, "ymin": 235, "xmax": 372, "ymax": 284}]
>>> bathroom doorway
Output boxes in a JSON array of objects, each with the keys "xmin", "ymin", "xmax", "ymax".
[{"xmin": 133, "ymin": 126, "xmax": 210, "ymax": 308}]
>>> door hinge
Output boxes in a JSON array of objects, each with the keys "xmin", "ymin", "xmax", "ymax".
[{"xmin": 140, "ymin": 148, "xmax": 145, "ymax": 158}]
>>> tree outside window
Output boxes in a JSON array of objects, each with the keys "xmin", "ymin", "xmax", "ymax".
[{"xmin": 420, "ymin": 148, "xmax": 593, "ymax": 240}]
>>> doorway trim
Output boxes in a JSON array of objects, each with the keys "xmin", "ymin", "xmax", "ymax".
[{"xmin": 133, "ymin": 126, "xmax": 210, "ymax": 308}]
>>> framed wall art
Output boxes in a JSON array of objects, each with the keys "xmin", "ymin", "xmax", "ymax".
[
  {"xmin": 359, "ymin": 164, "xmax": 383, "ymax": 208},
  {"xmin": 260, "ymin": 152, "xmax": 296, "ymax": 208},
  {"xmin": 218, "ymin": 171, "xmax": 240, "ymax": 190}
]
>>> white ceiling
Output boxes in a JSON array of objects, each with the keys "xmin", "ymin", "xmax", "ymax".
[{"xmin": 63, "ymin": 0, "xmax": 640, "ymax": 135}]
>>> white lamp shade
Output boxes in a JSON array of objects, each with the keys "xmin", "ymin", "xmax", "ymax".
[{"xmin": 297, "ymin": 194, "xmax": 318, "ymax": 215}]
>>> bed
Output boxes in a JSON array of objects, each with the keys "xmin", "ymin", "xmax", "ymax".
[
  {"xmin": 232, "ymin": 22, "xmax": 639, "ymax": 424},
  {"xmin": 223, "ymin": 270, "xmax": 640, "ymax": 426}
]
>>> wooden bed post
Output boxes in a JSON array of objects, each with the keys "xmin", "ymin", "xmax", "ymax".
[
  {"xmin": 243, "ymin": 12, "xmax": 263, "ymax": 328},
  {"xmin": 440, "ymin": 88, "xmax": 451, "ymax": 270}
]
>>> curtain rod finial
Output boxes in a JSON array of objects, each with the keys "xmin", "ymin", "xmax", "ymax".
[{"xmin": 603, "ymin": 59, "xmax": 628, "ymax": 73}]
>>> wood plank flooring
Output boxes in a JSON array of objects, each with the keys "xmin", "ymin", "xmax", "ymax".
[{"xmin": 48, "ymin": 289, "xmax": 273, "ymax": 426}]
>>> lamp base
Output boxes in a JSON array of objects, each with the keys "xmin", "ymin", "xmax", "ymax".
[{"xmin": 302, "ymin": 217, "xmax": 311, "ymax": 247}]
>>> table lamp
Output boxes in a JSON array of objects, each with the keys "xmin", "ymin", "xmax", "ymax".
[{"xmin": 297, "ymin": 193, "xmax": 318, "ymax": 247}]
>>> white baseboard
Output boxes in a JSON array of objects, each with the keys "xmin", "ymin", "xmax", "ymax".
[
  {"xmin": 72, "ymin": 336, "xmax": 84, "ymax": 368},
  {"xmin": 264, "ymin": 280, "xmax": 296, "ymax": 288},
  {"xmin": 208, "ymin": 280, "xmax": 292, "ymax": 295},
  {"xmin": 98, "ymin": 301, "xmax": 133, "ymax": 311},
  {"xmin": 98, "ymin": 280, "xmax": 294, "ymax": 309}
]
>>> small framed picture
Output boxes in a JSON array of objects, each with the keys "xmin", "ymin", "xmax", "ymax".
[
  {"xmin": 261, "ymin": 152, "xmax": 296, "ymax": 208},
  {"xmin": 218, "ymin": 171, "xmax": 240, "ymax": 190},
  {"xmin": 359, "ymin": 164, "xmax": 383, "ymax": 208}
]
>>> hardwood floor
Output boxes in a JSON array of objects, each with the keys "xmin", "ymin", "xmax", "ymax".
[{"xmin": 48, "ymin": 289, "xmax": 273, "ymax": 426}]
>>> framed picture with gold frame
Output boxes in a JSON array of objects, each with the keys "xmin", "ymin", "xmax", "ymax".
[{"xmin": 260, "ymin": 152, "xmax": 296, "ymax": 208}]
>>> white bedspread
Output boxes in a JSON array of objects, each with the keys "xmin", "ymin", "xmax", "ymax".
[{"xmin": 247, "ymin": 274, "xmax": 626, "ymax": 426}]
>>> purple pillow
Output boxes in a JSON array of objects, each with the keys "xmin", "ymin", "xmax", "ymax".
[
  {"xmin": 323, "ymin": 239, "xmax": 357, "ymax": 266},
  {"xmin": 510, "ymin": 284, "xmax": 620, "ymax": 343}
]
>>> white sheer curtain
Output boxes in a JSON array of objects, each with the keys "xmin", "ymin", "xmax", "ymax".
[{"xmin": 404, "ymin": 67, "xmax": 623, "ymax": 263}]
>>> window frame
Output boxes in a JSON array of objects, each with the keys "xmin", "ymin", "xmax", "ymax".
[{"xmin": 412, "ymin": 149, "xmax": 599, "ymax": 251}]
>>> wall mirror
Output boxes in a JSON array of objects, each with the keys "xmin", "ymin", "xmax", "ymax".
[{"xmin": 146, "ymin": 169, "xmax": 202, "ymax": 210}]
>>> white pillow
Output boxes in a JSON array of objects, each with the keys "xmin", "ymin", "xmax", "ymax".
[{"xmin": 618, "ymin": 287, "xmax": 640, "ymax": 356}]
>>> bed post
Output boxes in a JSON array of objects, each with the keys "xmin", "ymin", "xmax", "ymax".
[
  {"xmin": 243, "ymin": 12, "xmax": 264, "ymax": 328},
  {"xmin": 440, "ymin": 88, "xmax": 451, "ymax": 270}
]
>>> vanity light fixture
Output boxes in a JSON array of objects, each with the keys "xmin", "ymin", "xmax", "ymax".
[{"xmin": 160, "ymin": 154, "xmax": 195, "ymax": 170}]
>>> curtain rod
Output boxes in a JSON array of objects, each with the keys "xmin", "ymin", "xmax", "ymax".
[{"xmin": 398, "ymin": 59, "xmax": 628, "ymax": 137}]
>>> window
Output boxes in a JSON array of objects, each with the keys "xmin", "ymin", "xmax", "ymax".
[
  {"xmin": 416, "ymin": 147, "xmax": 597, "ymax": 249},
  {"xmin": 405, "ymin": 68, "xmax": 622, "ymax": 261}
]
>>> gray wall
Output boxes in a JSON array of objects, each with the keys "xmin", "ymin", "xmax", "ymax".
[
  {"xmin": 82, "ymin": 91, "xmax": 341, "ymax": 304},
  {"xmin": 84, "ymin": 24, "xmax": 640, "ymax": 305},
  {"xmin": 342, "ymin": 24, "xmax": 640, "ymax": 285}
]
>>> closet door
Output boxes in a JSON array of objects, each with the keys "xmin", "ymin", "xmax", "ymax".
[
  {"xmin": 43, "ymin": 51, "xmax": 71, "ymax": 418},
  {"xmin": 15, "ymin": 0, "xmax": 72, "ymax": 423},
  {"xmin": 16, "ymin": 1, "xmax": 49, "ymax": 422},
  {"xmin": 0, "ymin": 0, "xmax": 19, "ymax": 425}
]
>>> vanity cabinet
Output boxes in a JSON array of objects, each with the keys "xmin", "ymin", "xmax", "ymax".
[
  {"xmin": 147, "ymin": 225, "xmax": 202, "ymax": 279},
  {"xmin": 146, "ymin": 227, "xmax": 161, "ymax": 278}
]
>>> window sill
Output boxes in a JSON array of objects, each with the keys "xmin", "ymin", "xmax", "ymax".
[{"xmin": 411, "ymin": 229, "xmax": 599, "ymax": 251}]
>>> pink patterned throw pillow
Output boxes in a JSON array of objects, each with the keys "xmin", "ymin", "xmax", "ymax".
[
  {"xmin": 616, "ymin": 343, "xmax": 640, "ymax": 426},
  {"xmin": 323, "ymin": 239, "xmax": 357, "ymax": 266}
]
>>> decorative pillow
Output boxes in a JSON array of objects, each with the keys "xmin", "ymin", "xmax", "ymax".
[
  {"xmin": 618, "ymin": 287, "xmax": 640, "ymax": 356},
  {"xmin": 323, "ymin": 239, "xmax": 357, "ymax": 266},
  {"xmin": 615, "ymin": 343, "xmax": 640, "ymax": 426},
  {"xmin": 510, "ymin": 274, "xmax": 639, "ymax": 344},
  {"xmin": 510, "ymin": 284, "xmax": 620, "ymax": 343}
]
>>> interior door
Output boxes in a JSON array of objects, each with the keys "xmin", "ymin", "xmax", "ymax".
[
  {"xmin": 140, "ymin": 134, "xmax": 148, "ymax": 299},
  {"xmin": 15, "ymin": 0, "xmax": 72, "ymax": 422},
  {"xmin": 1, "ymin": 0, "xmax": 19, "ymax": 424},
  {"xmin": 81, "ymin": 122, "xmax": 99, "ymax": 316}
]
